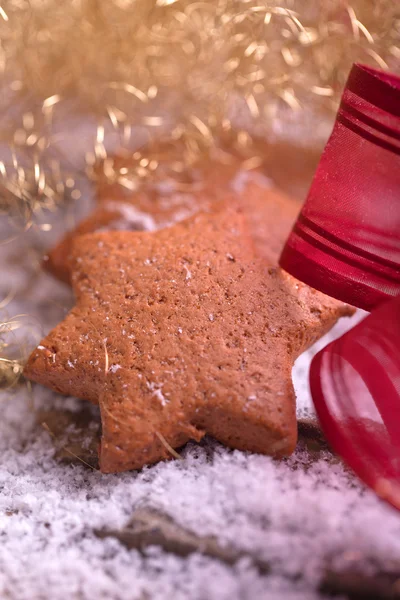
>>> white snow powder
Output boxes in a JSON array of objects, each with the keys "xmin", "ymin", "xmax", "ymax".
[
  {"xmin": 230, "ymin": 170, "xmax": 272, "ymax": 194},
  {"xmin": 146, "ymin": 381, "xmax": 169, "ymax": 407}
]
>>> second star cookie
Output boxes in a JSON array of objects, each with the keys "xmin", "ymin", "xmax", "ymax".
[
  {"xmin": 44, "ymin": 147, "xmax": 301, "ymax": 283},
  {"xmin": 24, "ymin": 205, "xmax": 352, "ymax": 473}
]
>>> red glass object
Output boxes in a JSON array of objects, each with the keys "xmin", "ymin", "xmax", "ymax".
[
  {"xmin": 280, "ymin": 63, "xmax": 400, "ymax": 311},
  {"xmin": 310, "ymin": 295, "xmax": 400, "ymax": 510}
]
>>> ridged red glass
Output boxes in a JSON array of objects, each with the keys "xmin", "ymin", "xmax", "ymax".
[
  {"xmin": 279, "ymin": 63, "xmax": 400, "ymax": 311},
  {"xmin": 310, "ymin": 295, "xmax": 400, "ymax": 510}
]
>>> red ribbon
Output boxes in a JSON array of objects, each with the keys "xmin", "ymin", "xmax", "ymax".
[
  {"xmin": 279, "ymin": 63, "xmax": 400, "ymax": 510},
  {"xmin": 310, "ymin": 295, "xmax": 400, "ymax": 510}
]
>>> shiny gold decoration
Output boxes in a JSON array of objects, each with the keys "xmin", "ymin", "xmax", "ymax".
[
  {"xmin": 0, "ymin": 0, "xmax": 398, "ymax": 226},
  {"xmin": 0, "ymin": 311, "xmax": 46, "ymax": 390},
  {"xmin": 87, "ymin": 123, "xmax": 256, "ymax": 192},
  {"xmin": 0, "ymin": 152, "xmax": 80, "ymax": 244},
  {"xmin": 0, "ymin": 292, "xmax": 44, "ymax": 391},
  {"xmin": 1, "ymin": 0, "xmax": 398, "ymax": 116},
  {"xmin": 0, "ymin": 99, "xmax": 81, "ymax": 242},
  {"xmin": 0, "ymin": 315, "xmax": 27, "ymax": 390}
]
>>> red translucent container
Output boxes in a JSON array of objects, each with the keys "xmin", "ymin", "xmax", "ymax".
[
  {"xmin": 310, "ymin": 295, "xmax": 400, "ymax": 510},
  {"xmin": 280, "ymin": 63, "xmax": 400, "ymax": 311}
]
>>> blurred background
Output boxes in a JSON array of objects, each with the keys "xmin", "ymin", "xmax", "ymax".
[{"xmin": 0, "ymin": 0, "xmax": 399, "ymax": 229}]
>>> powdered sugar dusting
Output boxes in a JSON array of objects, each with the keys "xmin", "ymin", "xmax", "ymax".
[
  {"xmin": 183, "ymin": 264, "xmax": 192, "ymax": 282},
  {"xmin": 147, "ymin": 381, "xmax": 169, "ymax": 406},
  {"xmin": 104, "ymin": 202, "xmax": 157, "ymax": 231},
  {"xmin": 230, "ymin": 170, "xmax": 273, "ymax": 194}
]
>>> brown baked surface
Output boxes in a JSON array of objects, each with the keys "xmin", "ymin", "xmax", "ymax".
[{"xmin": 24, "ymin": 205, "xmax": 353, "ymax": 473}]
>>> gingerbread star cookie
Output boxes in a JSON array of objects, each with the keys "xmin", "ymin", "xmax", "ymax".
[{"xmin": 25, "ymin": 205, "xmax": 353, "ymax": 473}]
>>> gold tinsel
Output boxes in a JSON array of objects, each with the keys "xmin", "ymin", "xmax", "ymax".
[
  {"xmin": 0, "ymin": 313, "xmax": 35, "ymax": 389},
  {"xmin": 0, "ymin": 0, "xmax": 399, "ymax": 384},
  {"xmin": 1, "ymin": 0, "xmax": 399, "ymax": 219},
  {"xmin": 1, "ymin": 0, "xmax": 398, "ymax": 113}
]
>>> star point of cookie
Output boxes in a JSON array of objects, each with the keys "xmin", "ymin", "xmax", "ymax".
[{"xmin": 25, "ymin": 205, "xmax": 351, "ymax": 473}]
